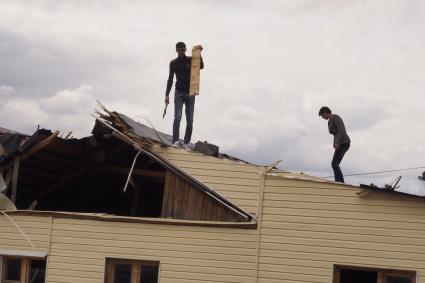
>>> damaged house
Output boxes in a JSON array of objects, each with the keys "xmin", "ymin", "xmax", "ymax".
[{"xmin": 1, "ymin": 106, "xmax": 425, "ymax": 283}]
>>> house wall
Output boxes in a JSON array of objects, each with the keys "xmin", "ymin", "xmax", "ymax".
[
  {"xmin": 45, "ymin": 217, "xmax": 257, "ymax": 283},
  {"xmin": 0, "ymin": 214, "xmax": 50, "ymax": 254},
  {"xmin": 258, "ymin": 176, "xmax": 425, "ymax": 283}
]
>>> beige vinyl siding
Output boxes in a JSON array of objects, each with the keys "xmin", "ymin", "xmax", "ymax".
[
  {"xmin": 258, "ymin": 177, "xmax": 425, "ymax": 283},
  {"xmin": 152, "ymin": 145, "xmax": 263, "ymax": 214},
  {"xmin": 0, "ymin": 215, "xmax": 50, "ymax": 253},
  {"xmin": 47, "ymin": 217, "xmax": 257, "ymax": 283}
]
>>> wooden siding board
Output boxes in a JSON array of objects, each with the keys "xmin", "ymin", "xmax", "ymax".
[
  {"xmin": 51, "ymin": 227, "xmax": 256, "ymax": 241},
  {"xmin": 263, "ymin": 199, "xmax": 425, "ymax": 216},
  {"xmin": 261, "ymin": 223, "xmax": 425, "ymax": 241}
]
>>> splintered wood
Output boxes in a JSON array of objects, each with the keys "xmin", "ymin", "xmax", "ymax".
[
  {"xmin": 95, "ymin": 101, "xmax": 153, "ymax": 148},
  {"xmin": 189, "ymin": 45, "xmax": 202, "ymax": 96}
]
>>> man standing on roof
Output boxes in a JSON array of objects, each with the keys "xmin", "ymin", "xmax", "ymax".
[
  {"xmin": 319, "ymin": 106, "xmax": 351, "ymax": 183},
  {"xmin": 165, "ymin": 41, "xmax": 204, "ymax": 149}
]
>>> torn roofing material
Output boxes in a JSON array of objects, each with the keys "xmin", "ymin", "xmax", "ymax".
[
  {"xmin": 108, "ymin": 112, "xmax": 250, "ymax": 163},
  {"xmin": 0, "ymin": 129, "xmax": 51, "ymax": 163}
]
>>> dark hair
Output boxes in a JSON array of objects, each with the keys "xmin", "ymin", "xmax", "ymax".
[
  {"xmin": 318, "ymin": 106, "xmax": 332, "ymax": 116},
  {"xmin": 175, "ymin": 42, "xmax": 186, "ymax": 49}
]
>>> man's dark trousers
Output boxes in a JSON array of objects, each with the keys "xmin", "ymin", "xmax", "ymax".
[
  {"xmin": 331, "ymin": 143, "xmax": 350, "ymax": 183},
  {"xmin": 173, "ymin": 90, "xmax": 195, "ymax": 144}
]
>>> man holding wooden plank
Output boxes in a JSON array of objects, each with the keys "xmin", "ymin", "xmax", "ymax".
[{"xmin": 165, "ymin": 42, "xmax": 204, "ymax": 149}]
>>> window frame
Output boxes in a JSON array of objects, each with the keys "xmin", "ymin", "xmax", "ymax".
[
  {"xmin": 0, "ymin": 256, "xmax": 47, "ymax": 283},
  {"xmin": 333, "ymin": 264, "xmax": 417, "ymax": 283},
  {"xmin": 104, "ymin": 258, "xmax": 160, "ymax": 283}
]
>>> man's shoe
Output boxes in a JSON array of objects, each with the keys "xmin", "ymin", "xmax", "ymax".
[
  {"xmin": 172, "ymin": 141, "xmax": 181, "ymax": 148},
  {"xmin": 183, "ymin": 143, "xmax": 192, "ymax": 151}
]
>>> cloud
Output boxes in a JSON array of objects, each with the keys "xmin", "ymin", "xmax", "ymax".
[
  {"xmin": 0, "ymin": 0, "xmax": 424, "ymax": 194},
  {"xmin": 0, "ymin": 85, "xmax": 96, "ymax": 136}
]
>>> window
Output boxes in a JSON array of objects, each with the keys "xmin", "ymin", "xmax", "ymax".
[
  {"xmin": 0, "ymin": 256, "xmax": 46, "ymax": 283},
  {"xmin": 105, "ymin": 259, "xmax": 159, "ymax": 283},
  {"xmin": 334, "ymin": 265, "xmax": 416, "ymax": 283}
]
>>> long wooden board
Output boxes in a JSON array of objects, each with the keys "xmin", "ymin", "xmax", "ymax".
[{"xmin": 189, "ymin": 45, "xmax": 202, "ymax": 96}]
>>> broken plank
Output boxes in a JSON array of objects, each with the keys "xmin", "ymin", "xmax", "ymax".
[
  {"xmin": 11, "ymin": 156, "xmax": 20, "ymax": 203},
  {"xmin": 19, "ymin": 131, "xmax": 59, "ymax": 162}
]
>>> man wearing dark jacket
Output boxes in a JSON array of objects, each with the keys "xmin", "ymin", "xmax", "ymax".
[
  {"xmin": 165, "ymin": 42, "xmax": 204, "ymax": 149},
  {"xmin": 319, "ymin": 106, "xmax": 351, "ymax": 183}
]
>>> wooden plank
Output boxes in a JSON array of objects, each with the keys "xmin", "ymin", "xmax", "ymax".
[
  {"xmin": 189, "ymin": 45, "xmax": 203, "ymax": 96},
  {"xmin": 19, "ymin": 131, "xmax": 59, "ymax": 162},
  {"xmin": 180, "ymin": 182, "xmax": 190, "ymax": 219},
  {"xmin": 173, "ymin": 178, "xmax": 187, "ymax": 219},
  {"xmin": 186, "ymin": 187, "xmax": 196, "ymax": 220},
  {"xmin": 192, "ymin": 190, "xmax": 204, "ymax": 221},
  {"xmin": 161, "ymin": 171, "xmax": 171, "ymax": 217},
  {"xmin": 166, "ymin": 172, "xmax": 176, "ymax": 218},
  {"xmin": 210, "ymin": 202, "xmax": 219, "ymax": 221},
  {"xmin": 172, "ymin": 177, "xmax": 181, "ymax": 218},
  {"xmin": 216, "ymin": 205, "xmax": 226, "ymax": 221},
  {"xmin": 200, "ymin": 196, "xmax": 210, "ymax": 221},
  {"xmin": 11, "ymin": 156, "xmax": 20, "ymax": 203}
]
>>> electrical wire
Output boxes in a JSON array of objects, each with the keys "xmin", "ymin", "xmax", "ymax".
[{"xmin": 324, "ymin": 166, "xmax": 425, "ymax": 178}]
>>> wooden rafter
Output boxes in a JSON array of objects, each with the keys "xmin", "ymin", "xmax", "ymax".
[
  {"xmin": 19, "ymin": 130, "xmax": 59, "ymax": 162},
  {"xmin": 96, "ymin": 165, "xmax": 164, "ymax": 178},
  {"xmin": 11, "ymin": 156, "xmax": 20, "ymax": 203}
]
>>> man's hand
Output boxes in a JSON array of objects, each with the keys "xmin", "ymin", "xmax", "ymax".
[
  {"xmin": 334, "ymin": 144, "xmax": 340, "ymax": 150},
  {"xmin": 165, "ymin": 96, "xmax": 169, "ymax": 104}
]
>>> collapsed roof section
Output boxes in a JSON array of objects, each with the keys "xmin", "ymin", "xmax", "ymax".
[{"xmin": 0, "ymin": 105, "xmax": 252, "ymax": 222}]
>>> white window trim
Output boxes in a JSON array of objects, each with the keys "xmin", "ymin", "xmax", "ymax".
[{"xmin": 0, "ymin": 250, "xmax": 47, "ymax": 258}]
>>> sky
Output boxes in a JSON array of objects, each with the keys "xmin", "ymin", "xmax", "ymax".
[{"xmin": 1, "ymin": 0, "xmax": 424, "ymax": 194}]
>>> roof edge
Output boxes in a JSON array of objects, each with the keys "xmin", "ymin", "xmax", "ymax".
[{"xmin": 4, "ymin": 210, "xmax": 257, "ymax": 229}]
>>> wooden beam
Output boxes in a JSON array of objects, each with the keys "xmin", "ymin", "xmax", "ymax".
[
  {"xmin": 96, "ymin": 165, "xmax": 165, "ymax": 178},
  {"xmin": 11, "ymin": 156, "xmax": 20, "ymax": 203},
  {"xmin": 4, "ymin": 168, "xmax": 13, "ymax": 190},
  {"xmin": 19, "ymin": 130, "xmax": 59, "ymax": 162}
]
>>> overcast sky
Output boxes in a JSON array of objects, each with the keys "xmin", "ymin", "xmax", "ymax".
[{"xmin": 1, "ymin": 0, "xmax": 424, "ymax": 194}]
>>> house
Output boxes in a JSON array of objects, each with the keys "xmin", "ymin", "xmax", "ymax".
[{"xmin": 1, "ymin": 107, "xmax": 424, "ymax": 283}]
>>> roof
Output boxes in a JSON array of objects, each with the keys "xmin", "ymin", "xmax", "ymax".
[{"xmin": 2, "ymin": 104, "xmax": 423, "ymax": 219}]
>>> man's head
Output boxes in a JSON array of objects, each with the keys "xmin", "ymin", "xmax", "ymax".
[
  {"xmin": 175, "ymin": 42, "xmax": 187, "ymax": 57},
  {"xmin": 318, "ymin": 106, "xmax": 332, "ymax": 120}
]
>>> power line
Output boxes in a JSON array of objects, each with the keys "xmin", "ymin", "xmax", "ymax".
[{"xmin": 324, "ymin": 166, "xmax": 425, "ymax": 178}]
